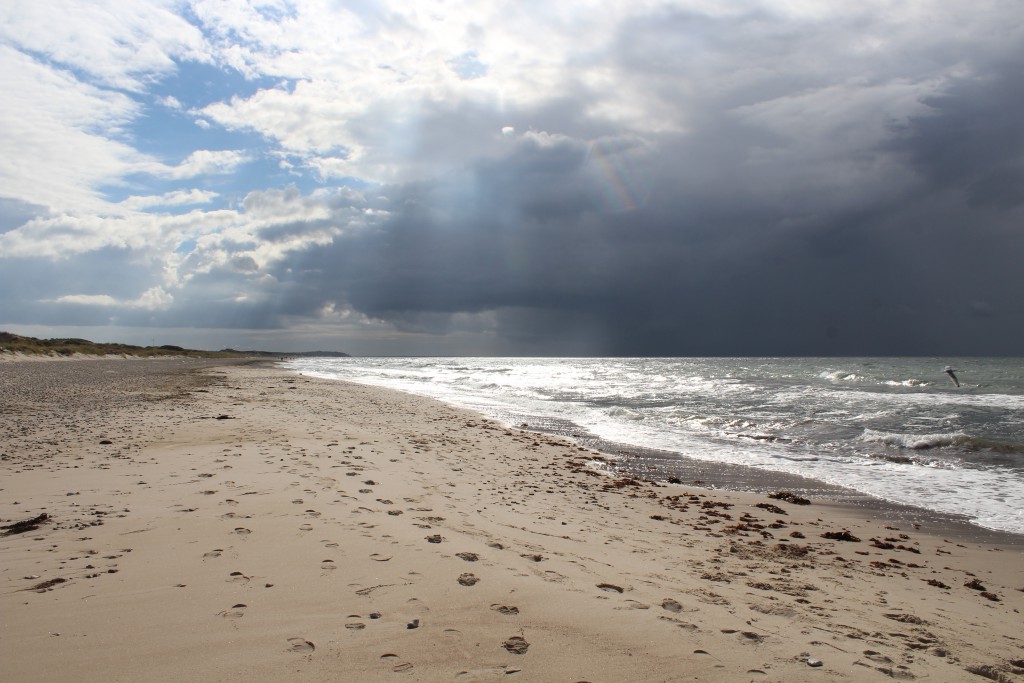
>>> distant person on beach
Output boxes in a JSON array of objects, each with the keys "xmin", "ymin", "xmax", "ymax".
[{"xmin": 944, "ymin": 366, "xmax": 960, "ymax": 387}]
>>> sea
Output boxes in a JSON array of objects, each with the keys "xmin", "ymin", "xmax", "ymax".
[{"xmin": 283, "ymin": 357, "xmax": 1024, "ymax": 536}]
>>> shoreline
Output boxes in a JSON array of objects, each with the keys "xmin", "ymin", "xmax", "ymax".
[
  {"xmin": 305, "ymin": 371, "xmax": 1024, "ymax": 547},
  {"xmin": 593, "ymin": 437, "xmax": 1024, "ymax": 548},
  {"xmin": 2, "ymin": 360, "xmax": 1022, "ymax": 681}
]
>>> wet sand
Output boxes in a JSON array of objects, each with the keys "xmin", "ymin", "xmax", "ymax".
[{"xmin": 2, "ymin": 359, "xmax": 1022, "ymax": 681}]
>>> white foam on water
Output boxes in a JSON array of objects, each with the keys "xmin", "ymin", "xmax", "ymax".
[{"xmin": 860, "ymin": 429, "xmax": 969, "ymax": 450}]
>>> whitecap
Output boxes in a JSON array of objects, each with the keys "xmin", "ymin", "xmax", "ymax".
[{"xmin": 860, "ymin": 429, "xmax": 967, "ymax": 450}]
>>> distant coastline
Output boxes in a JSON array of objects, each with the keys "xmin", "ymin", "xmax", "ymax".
[{"xmin": 0, "ymin": 331, "xmax": 350, "ymax": 360}]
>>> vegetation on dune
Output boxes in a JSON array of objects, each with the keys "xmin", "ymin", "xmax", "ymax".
[
  {"xmin": 0, "ymin": 332, "xmax": 350, "ymax": 359},
  {"xmin": 0, "ymin": 332, "xmax": 251, "ymax": 359}
]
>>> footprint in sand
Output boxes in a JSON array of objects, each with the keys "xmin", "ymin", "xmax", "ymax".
[
  {"xmin": 203, "ymin": 549, "xmax": 223, "ymax": 559},
  {"xmin": 380, "ymin": 654, "xmax": 414, "ymax": 673},
  {"xmin": 541, "ymin": 570, "xmax": 566, "ymax": 583},
  {"xmin": 659, "ymin": 616, "xmax": 699, "ymax": 631},
  {"xmin": 863, "ymin": 650, "xmax": 894, "ymax": 664},
  {"xmin": 287, "ymin": 638, "xmax": 315, "ymax": 653},
  {"xmin": 661, "ymin": 598, "xmax": 684, "ymax": 613},
  {"xmin": 405, "ymin": 597, "xmax": 429, "ymax": 612},
  {"xmin": 503, "ymin": 636, "xmax": 529, "ymax": 655},
  {"xmin": 457, "ymin": 573, "xmax": 480, "ymax": 586},
  {"xmin": 456, "ymin": 666, "xmax": 522, "ymax": 679},
  {"xmin": 370, "ymin": 553, "xmax": 392, "ymax": 562},
  {"xmin": 455, "ymin": 552, "xmax": 479, "ymax": 562},
  {"xmin": 597, "ymin": 583, "xmax": 624, "ymax": 593},
  {"xmin": 321, "ymin": 559, "xmax": 337, "ymax": 570},
  {"xmin": 299, "ymin": 524, "xmax": 314, "ymax": 531},
  {"xmin": 233, "ymin": 527, "xmax": 251, "ymax": 535},
  {"xmin": 323, "ymin": 541, "xmax": 340, "ymax": 548},
  {"xmin": 227, "ymin": 571, "xmax": 250, "ymax": 584},
  {"xmin": 345, "ymin": 616, "xmax": 366, "ymax": 630},
  {"xmin": 490, "ymin": 604, "xmax": 519, "ymax": 616},
  {"xmin": 219, "ymin": 603, "xmax": 247, "ymax": 618}
]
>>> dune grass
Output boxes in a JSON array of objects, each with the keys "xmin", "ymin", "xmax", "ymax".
[{"xmin": 0, "ymin": 331, "xmax": 249, "ymax": 358}]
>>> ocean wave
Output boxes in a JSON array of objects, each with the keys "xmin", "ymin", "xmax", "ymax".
[
  {"xmin": 819, "ymin": 370, "xmax": 861, "ymax": 382},
  {"xmin": 860, "ymin": 429, "xmax": 1024, "ymax": 453},
  {"xmin": 864, "ymin": 452, "xmax": 960, "ymax": 469},
  {"xmin": 960, "ymin": 437, "xmax": 1024, "ymax": 454},
  {"xmin": 882, "ymin": 378, "xmax": 930, "ymax": 387},
  {"xmin": 606, "ymin": 406, "xmax": 646, "ymax": 421},
  {"xmin": 861, "ymin": 429, "xmax": 968, "ymax": 450}
]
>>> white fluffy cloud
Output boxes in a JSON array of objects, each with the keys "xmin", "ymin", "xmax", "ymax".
[
  {"xmin": 142, "ymin": 149, "xmax": 252, "ymax": 180},
  {"xmin": 119, "ymin": 189, "xmax": 219, "ymax": 210},
  {"xmin": 0, "ymin": 0, "xmax": 209, "ymax": 90},
  {"xmin": 0, "ymin": 46, "xmax": 146, "ymax": 212},
  {"xmin": 191, "ymin": 0, "xmax": 682, "ymax": 181},
  {"xmin": 48, "ymin": 286, "xmax": 173, "ymax": 310},
  {"xmin": 4, "ymin": 0, "xmax": 1015, "ymax": 212}
]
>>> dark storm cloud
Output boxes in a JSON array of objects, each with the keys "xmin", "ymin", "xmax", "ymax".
[
  {"xmin": 890, "ymin": 56, "xmax": 1024, "ymax": 210},
  {"xmin": 250, "ymin": 55, "xmax": 1024, "ymax": 356}
]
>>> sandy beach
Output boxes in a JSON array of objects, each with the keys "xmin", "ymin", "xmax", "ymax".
[{"xmin": 2, "ymin": 359, "xmax": 1022, "ymax": 682}]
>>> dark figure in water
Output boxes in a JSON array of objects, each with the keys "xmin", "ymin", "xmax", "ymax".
[{"xmin": 944, "ymin": 366, "xmax": 960, "ymax": 387}]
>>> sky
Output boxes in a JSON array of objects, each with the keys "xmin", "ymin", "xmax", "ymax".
[{"xmin": 1, "ymin": 0, "xmax": 1022, "ymax": 356}]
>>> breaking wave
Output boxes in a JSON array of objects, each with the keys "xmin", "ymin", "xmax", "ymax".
[{"xmin": 861, "ymin": 429, "xmax": 969, "ymax": 450}]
